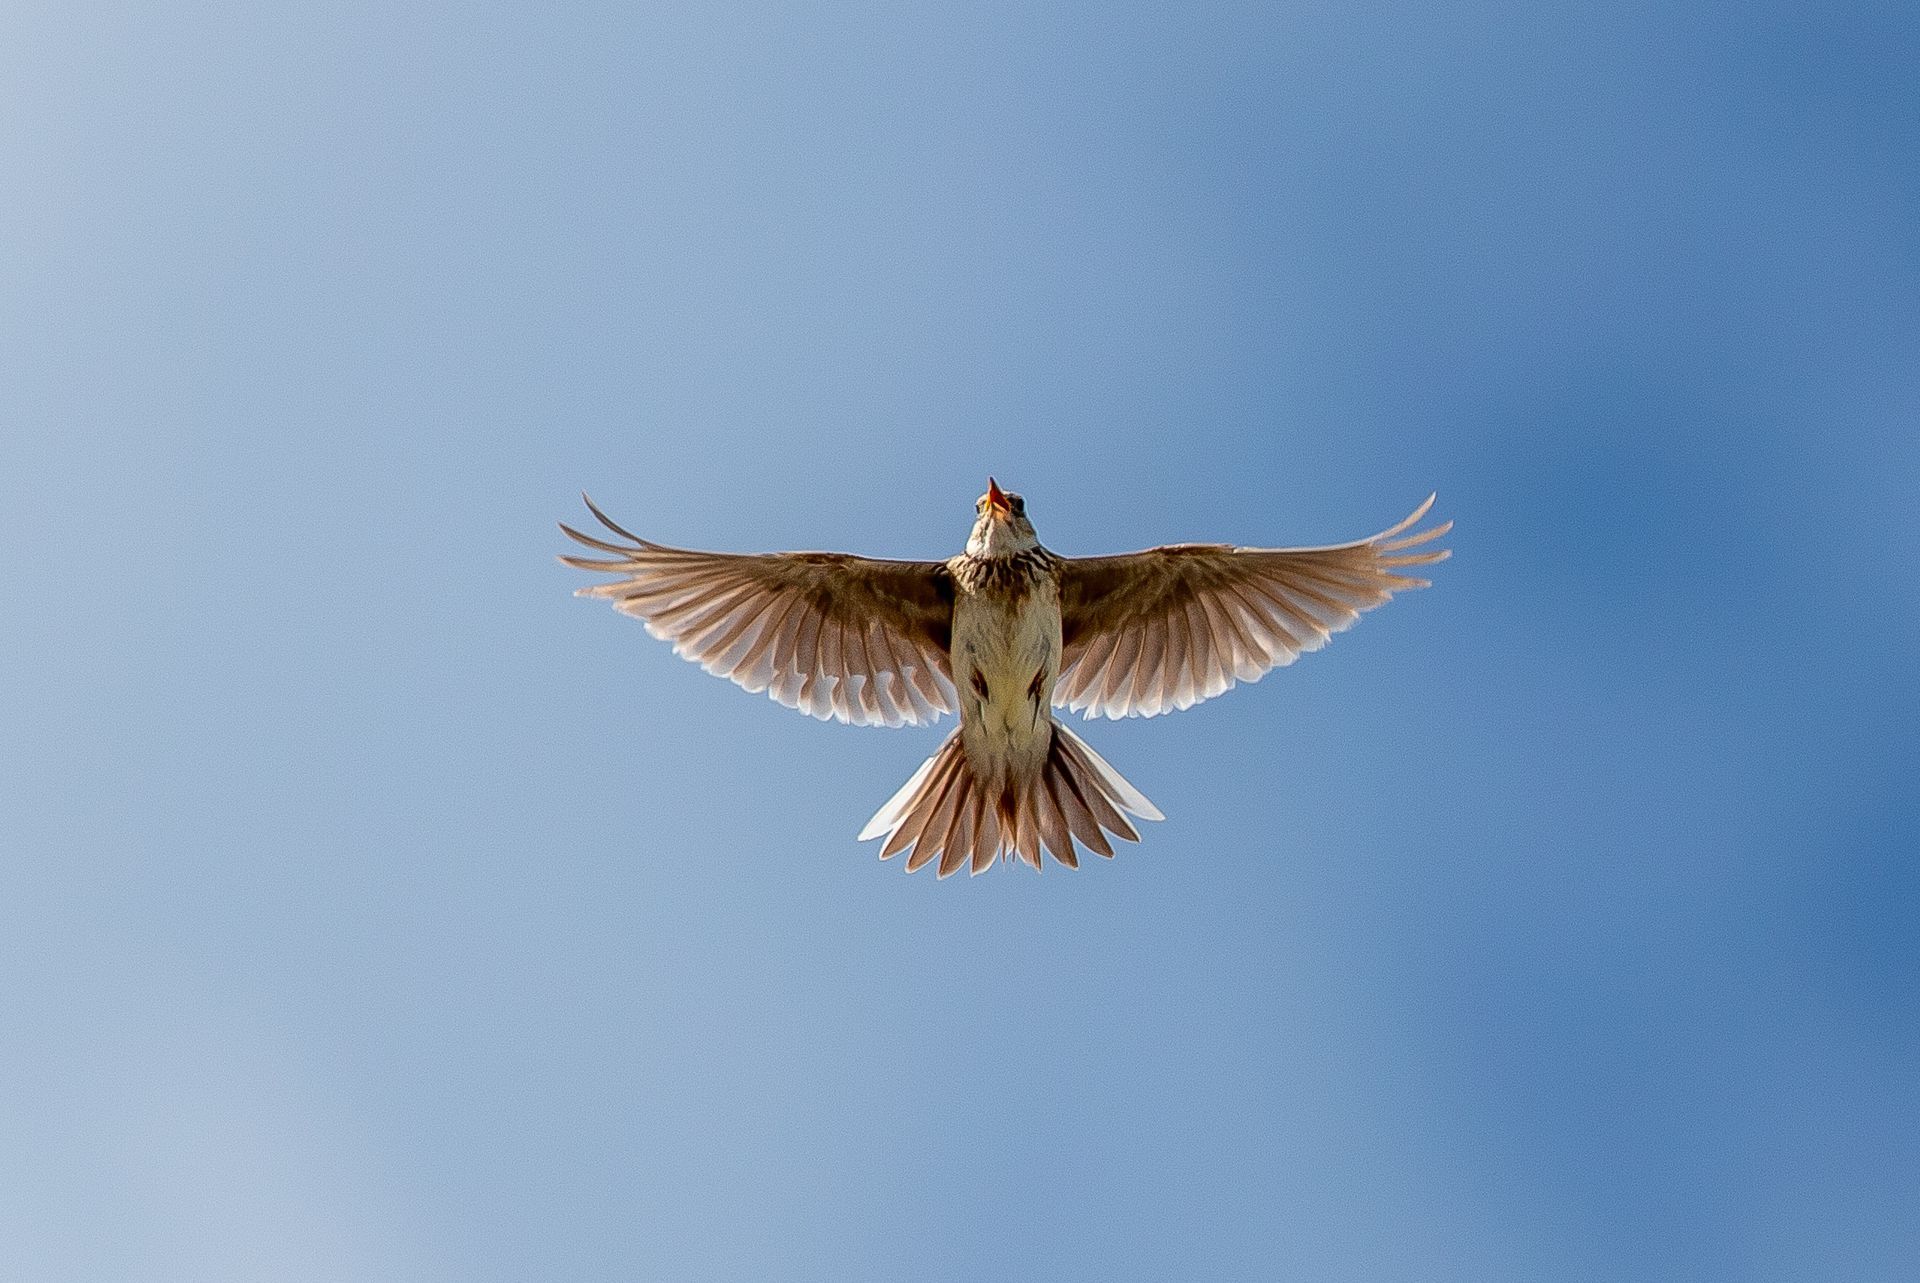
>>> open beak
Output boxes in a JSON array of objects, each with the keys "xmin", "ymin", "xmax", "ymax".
[{"xmin": 984, "ymin": 477, "xmax": 1011, "ymax": 521}]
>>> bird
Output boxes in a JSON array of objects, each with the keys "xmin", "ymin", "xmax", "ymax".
[{"xmin": 560, "ymin": 480, "xmax": 1449, "ymax": 878}]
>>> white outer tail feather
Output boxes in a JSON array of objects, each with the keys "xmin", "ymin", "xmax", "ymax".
[
  {"xmin": 857, "ymin": 754, "xmax": 938, "ymax": 842},
  {"xmin": 858, "ymin": 721, "xmax": 1162, "ymax": 877}
]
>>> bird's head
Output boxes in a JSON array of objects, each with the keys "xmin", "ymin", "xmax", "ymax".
[{"xmin": 967, "ymin": 477, "xmax": 1039, "ymax": 557}]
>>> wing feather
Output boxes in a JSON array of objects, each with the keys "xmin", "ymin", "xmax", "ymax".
[
  {"xmin": 1055, "ymin": 495, "xmax": 1450, "ymax": 720},
  {"xmin": 562, "ymin": 497, "xmax": 958, "ymax": 727}
]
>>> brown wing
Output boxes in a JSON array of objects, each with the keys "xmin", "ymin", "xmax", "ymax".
[
  {"xmin": 560, "ymin": 496, "xmax": 958, "ymax": 727},
  {"xmin": 1054, "ymin": 494, "xmax": 1450, "ymax": 720}
]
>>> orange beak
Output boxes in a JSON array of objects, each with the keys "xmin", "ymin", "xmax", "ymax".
[{"xmin": 984, "ymin": 477, "xmax": 1011, "ymax": 519}]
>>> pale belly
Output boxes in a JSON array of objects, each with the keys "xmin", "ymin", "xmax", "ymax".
[{"xmin": 950, "ymin": 586, "xmax": 1062, "ymax": 781}]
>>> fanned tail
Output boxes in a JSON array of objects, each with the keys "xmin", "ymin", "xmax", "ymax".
[{"xmin": 857, "ymin": 722, "xmax": 1163, "ymax": 878}]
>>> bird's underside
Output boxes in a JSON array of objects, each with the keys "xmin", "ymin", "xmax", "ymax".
[{"xmin": 560, "ymin": 485, "xmax": 1449, "ymax": 876}]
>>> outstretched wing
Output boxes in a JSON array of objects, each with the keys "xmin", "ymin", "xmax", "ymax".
[
  {"xmin": 561, "ymin": 496, "xmax": 958, "ymax": 727},
  {"xmin": 1053, "ymin": 494, "xmax": 1450, "ymax": 720}
]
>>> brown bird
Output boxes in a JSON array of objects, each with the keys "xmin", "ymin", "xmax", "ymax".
[{"xmin": 560, "ymin": 481, "xmax": 1449, "ymax": 877}]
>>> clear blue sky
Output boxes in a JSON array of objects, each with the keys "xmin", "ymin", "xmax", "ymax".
[{"xmin": 5, "ymin": 3, "xmax": 1916, "ymax": 1279}]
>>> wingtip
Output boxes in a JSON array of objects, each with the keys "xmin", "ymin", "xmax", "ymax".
[
  {"xmin": 1376, "ymin": 513, "xmax": 1452, "ymax": 554},
  {"xmin": 580, "ymin": 491, "xmax": 646, "ymax": 544},
  {"xmin": 558, "ymin": 521, "xmax": 640, "ymax": 556},
  {"xmin": 1373, "ymin": 492, "xmax": 1441, "ymax": 543}
]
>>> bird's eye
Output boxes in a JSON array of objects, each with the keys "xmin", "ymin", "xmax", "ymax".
[{"xmin": 1011, "ymin": 496, "xmax": 1025, "ymax": 515}]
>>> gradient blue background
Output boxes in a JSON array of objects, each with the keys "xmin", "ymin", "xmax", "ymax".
[{"xmin": 5, "ymin": 3, "xmax": 1916, "ymax": 1279}]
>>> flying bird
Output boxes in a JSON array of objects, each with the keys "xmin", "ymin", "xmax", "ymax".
[{"xmin": 560, "ymin": 481, "xmax": 1449, "ymax": 878}]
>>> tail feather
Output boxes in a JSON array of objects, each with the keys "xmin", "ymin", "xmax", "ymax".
[
  {"xmin": 858, "ymin": 754, "xmax": 937, "ymax": 843},
  {"xmin": 1035, "ymin": 770, "xmax": 1078, "ymax": 870},
  {"xmin": 940, "ymin": 791, "xmax": 976, "ymax": 879},
  {"xmin": 1061, "ymin": 728, "xmax": 1164, "ymax": 822},
  {"xmin": 899, "ymin": 754, "xmax": 964, "ymax": 872},
  {"xmin": 860, "ymin": 722, "xmax": 1161, "ymax": 877}
]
